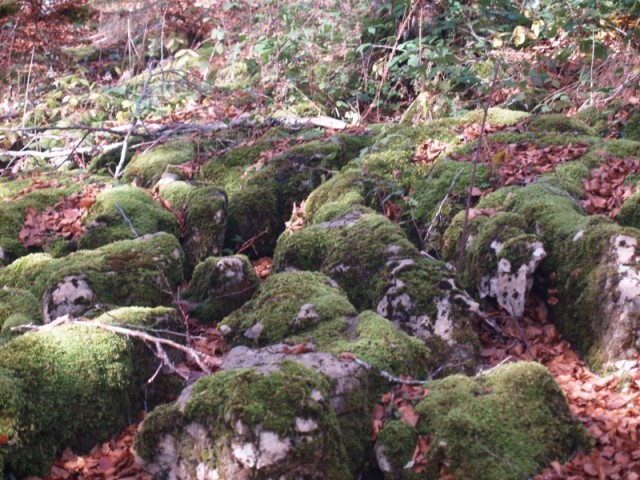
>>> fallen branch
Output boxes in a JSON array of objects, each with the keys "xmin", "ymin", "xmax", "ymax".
[
  {"xmin": 13, "ymin": 317, "xmax": 214, "ymax": 375},
  {"xmin": 0, "ymin": 141, "xmax": 128, "ymax": 159}
]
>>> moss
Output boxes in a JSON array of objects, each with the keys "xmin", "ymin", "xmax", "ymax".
[
  {"xmin": 328, "ymin": 311, "xmax": 432, "ymax": 378},
  {"xmin": 604, "ymin": 138, "xmax": 640, "ymax": 158},
  {"xmin": 62, "ymin": 45, "xmax": 100, "ymax": 62},
  {"xmin": 78, "ymin": 186, "xmax": 179, "ymax": 250},
  {"xmin": 159, "ymin": 182, "xmax": 228, "ymax": 271},
  {"xmin": 0, "ymin": 288, "xmax": 41, "ymax": 341},
  {"xmin": 198, "ymin": 142, "xmax": 274, "ymax": 195},
  {"xmin": 474, "ymin": 182, "xmax": 634, "ymax": 363},
  {"xmin": 273, "ymin": 226, "xmax": 333, "ymax": 272},
  {"xmin": 413, "ymin": 362, "xmax": 589, "ymax": 480},
  {"xmin": 225, "ymin": 182, "xmax": 280, "ymax": 256},
  {"xmin": 184, "ymin": 255, "xmax": 259, "ymax": 323},
  {"xmin": 529, "ymin": 114, "xmax": 596, "ymax": 136},
  {"xmin": 0, "ymin": 321, "xmax": 158, "ymax": 477},
  {"xmin": 122, "ymin": 139, "xmax": 195, "ymax": 186},
  {"xmin": 321, "ymin": 213, "xmax": 417, "ymax": 310},
  {"xmin": 461, "ymin": 108, "xmax": 529, "ymax": 127},
  {"xmin": 358, "ymin": 131, "xmax": 416, "ymax": 179},
  {"xmin": 137, "ymin": 361, "xmax": 352, "ymax": 478},
  {"xmin": 214, "ymin": 61, "xmax": 253, "ymax": 89},
  {"xmin": 220, "ymin": 271, "xmax": 357, "ymax": 347},
  {"xmin": 0, "ymin": 233, "xmax": 184, "ymax": 310},
  {"xmin": 617, "ymin": 191, "xmax": 640, "ymax": 229},
  {"xmin": 304, "ymin": 170, "xmax": 366, "ymax": 223},
  {"xmin": 623, "ymin": 111, "xmax": 640, "ymax": 141},
  {"xmin": 376, "ymin": 420, "xmax": 419, "ymax": 475}
]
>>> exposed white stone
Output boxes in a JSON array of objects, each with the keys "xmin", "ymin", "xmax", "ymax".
[
  {"xmin": 256, "ymin": 431, "xmax": 291, "ymax": 469},
  {"xmin": 374, "ymin": 444, "xmax": 392, "ymax": 473},
  {"xmin": 231, "ymin": 440, "xmax": 258, "ymax": 468},
  {"xmin": 434, "ymin": 297, "xmax": 454, "ymax": 343},
  {"xmin": 478, "ymin": 241, "xmax": 546, "ymax": 318},
  {"xmin": 573, "ymin": 229, "xmax": 585, "ymax": 242},
  {"xmin": 295, "ymin": 417, "xmax": 319, "ymax": 433},
  {"xmin": 293, "ymin": 303, "xmax": 319, "ymax": 326},
  {"xmin": 244, "ymin": 322, "xmax": 264, "ymax": 340},
  {"xmin": 42, "ymin": 275, "xmax": 96, "ymax": 323}
]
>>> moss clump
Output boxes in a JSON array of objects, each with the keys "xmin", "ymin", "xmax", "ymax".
[
  {"xmin": 321, "ymin": 213, "xmax": 416, "ymax": 310},
  {"xmin": 303, "ymin": 170, "xmax": 366, "ymax": 223},
  {"xmin": 273, "ymin": 226, "xmax": 334, "ymax": 272},
  {"xmin": 529, "ymin": 114, "xmax": 595, "ymax": 136},
  {"xmin": 225, "ymin": 182, "xmax": 280, "ymax": 256},
  {"xmin": 183, "ymin": 255, "xmax": 259, "ymax": 322},
  {"xmin": 0, "ymin": 288, "xmax": 41, "ymax": 343},
  {"xmin": 214, "ymin": 61, "xmax": 253, "ymax": 89},
  {"xmin": 411, "ymin": 362, "xmax": 589, "ymax": 480},
  {"xmin": 122, "ymin": 139, "xmax": 195, "ymax": 186},
  {"xmin": 78, "ymin": 186, "xmax": 179, "ymax": 250},
  {"xmin": 0, "ymin": 233, "xmax": 184, "ymax": 311},
  {"xmin": 617, "ymin": 191, "xmax": 640, "ymax": 229},
  {"xmin": 220, "ymin": 271, "xmax": 357, "ymax": 347},
  {"xmin": 623, "ymin": 111, "xmax": 640, "ymax": 141},
  {"xmin": 0, "ymin": 321, "xmax": 158, "ymax": 477},
  {"xmin": 604, "ymin": 138, "xmax": 640, "ymax": 158},
  {"xmin": 375, "ymin": 420, "xmax": 419, "ymax": 477},
  {"xmin": 136, "ymin": 361, "xmax": 352, "ymax": 479},
  {"xmin": 328, "ymin": 311, "xmax": 432, "ymax": 379},
  {"xmin": 159, "ymin": 182, "xmax": 228, "ymax": 271}
]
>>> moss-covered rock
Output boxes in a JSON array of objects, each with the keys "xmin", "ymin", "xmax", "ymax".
[
  {"xmin": 476, "ymin": 182, "xmax": 640, "ymax": 368},
  {"xmin": 78, "ymin": 185, "xmax": 180, "ymax": 250},
  {"xmin": 183, "ymin": 255, "xmax": 259, "ymax": 323},
  {"xmin": 0, "ymin": 233, "xmax": 184, "ymax": 321},
  {"xmin": 136, "ymin": 361, "xmax": 353, "ymax": 479},
  {"xmin": 443, "ymin": 211, "xmax": 546, "ymax": 317},
  {"xmin": 220, "ymin": 271, "xmax": 357, "ymax": 347},
  {"xmin": 302, "ymin": 169, "xmax": 367, "ymax": 224},
  {"xmin": 122, "ymin": 139, "xmax": 195, "ymax": 186},
  {"xmin": 375, "ymin": 362, "xmax": 589, "ymax": 480},
  {"xmin": 158, "ymin": 181, "xmax": 228, "ymax": 271},
  {"xmin": 529, "ymin": 114, "xmax": 596, "ymax": 136},
  {"xmin": 0, "ymin": 288, "xmax": 41, "ymax": 343},
  {"xmin": 0, "ymin": 307, "xmax": 181, "ymax": 477}
]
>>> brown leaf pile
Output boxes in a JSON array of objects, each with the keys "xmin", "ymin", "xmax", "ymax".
[
  {"xmin": 581, "ymin": 154, "xmax": 640, "ymax": 218},
  {"xmin": 18, "ymin": 184, "xmax": 106, "ymax": 248},
  {"xmin": 453, "ymin": 142, "xmax": 589, "ymax": 187},
  {"xmin": 42, "ymin": 424, "xmax": 150, "ymax": 480}
]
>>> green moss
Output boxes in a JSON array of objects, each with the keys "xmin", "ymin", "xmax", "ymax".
[
  {"xmin": 122, "ymin": 139, "xmax": 195, "ymax": 186},
  {"xmin": 461, "ymin": 108, "xmax": 529, "ymax": 127},
  {"xmin": 184, "ymin": 255, "xmax": 259, "ymax": 323},
  {"xmin": 304, "ymin": 170, "xmax": 366, "ymax": 223},
  {"xmin": 61, "ymin": 45, "xmax": 100, "ymax": 62},
  {"xmin": 214, "ymin": 61, "xmax": 253, "ymax": 89},
  {"xmin": 376, "ymin": 420, "xmax": 419, "ymax": 476},
  {"xmin": 0, "ymin": 288, "xmax": 41, "ymax": 341},
  {"xmin": 159, "ymin": 182, "xmax": 228, "ymax": 270},
  {"xmin": 0, "ymin": 322, "xmax": 158, "ymax": 477},
  {"xmin": 328, "ymin": 311, "xmax": 432, "ymax": 378},
  {"xmin": 623, "ymin": 111, "xmax": 640, "ymax": 141},
  {"xmin": 136, "ymin": 361, "xmax": 352, "ymax": 478},
  {"xmin": 0, "ymin": 233, "xmax": 184, "ymax": 310},
  {"xmin": 78, "ymin": 186, "xmax": 179, "ymax": 250},
  {"xmin": 529, "ymin": 114, "xmax": 596, "ymax": 136},
  {"xmin": 617, "ymin": 191, "xmax": 640, "ymax": 229},
  {"xmin": 604, "ymin": 138, "xmax": 640, "ymax": 158},
  {"xmin": 321, "ymin": 213, "xmax": 416, "ymax": 310},
  {"xmin": 225, "ymin": 182, "xmax": 280, "ymax": 256},
  {"xmin": 220, "ymin": 271, "xmax": 357, "ymax": 347},
  {"xmin": 413, "ymin": 362, "xmax": 589, "ymax": 480},
  {"xmin": 273, "ymin": 226, "xmax": 333, "ymax": 272}
]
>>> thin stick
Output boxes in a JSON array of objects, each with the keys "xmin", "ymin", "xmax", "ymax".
[
  {"xmin": 21, "ymin": 47, "xmax": 35, "ymax": 129},
  {"xmin": 423, "ymin": 167, "xmax": 464, "ymax": 246},
  {"xmin": 115, "ymin": 203, "xmax": 139, "ymax": 237},
  {"xmin": 456, "ymin": 61, "xmax": 501, "ymax": 272}
]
